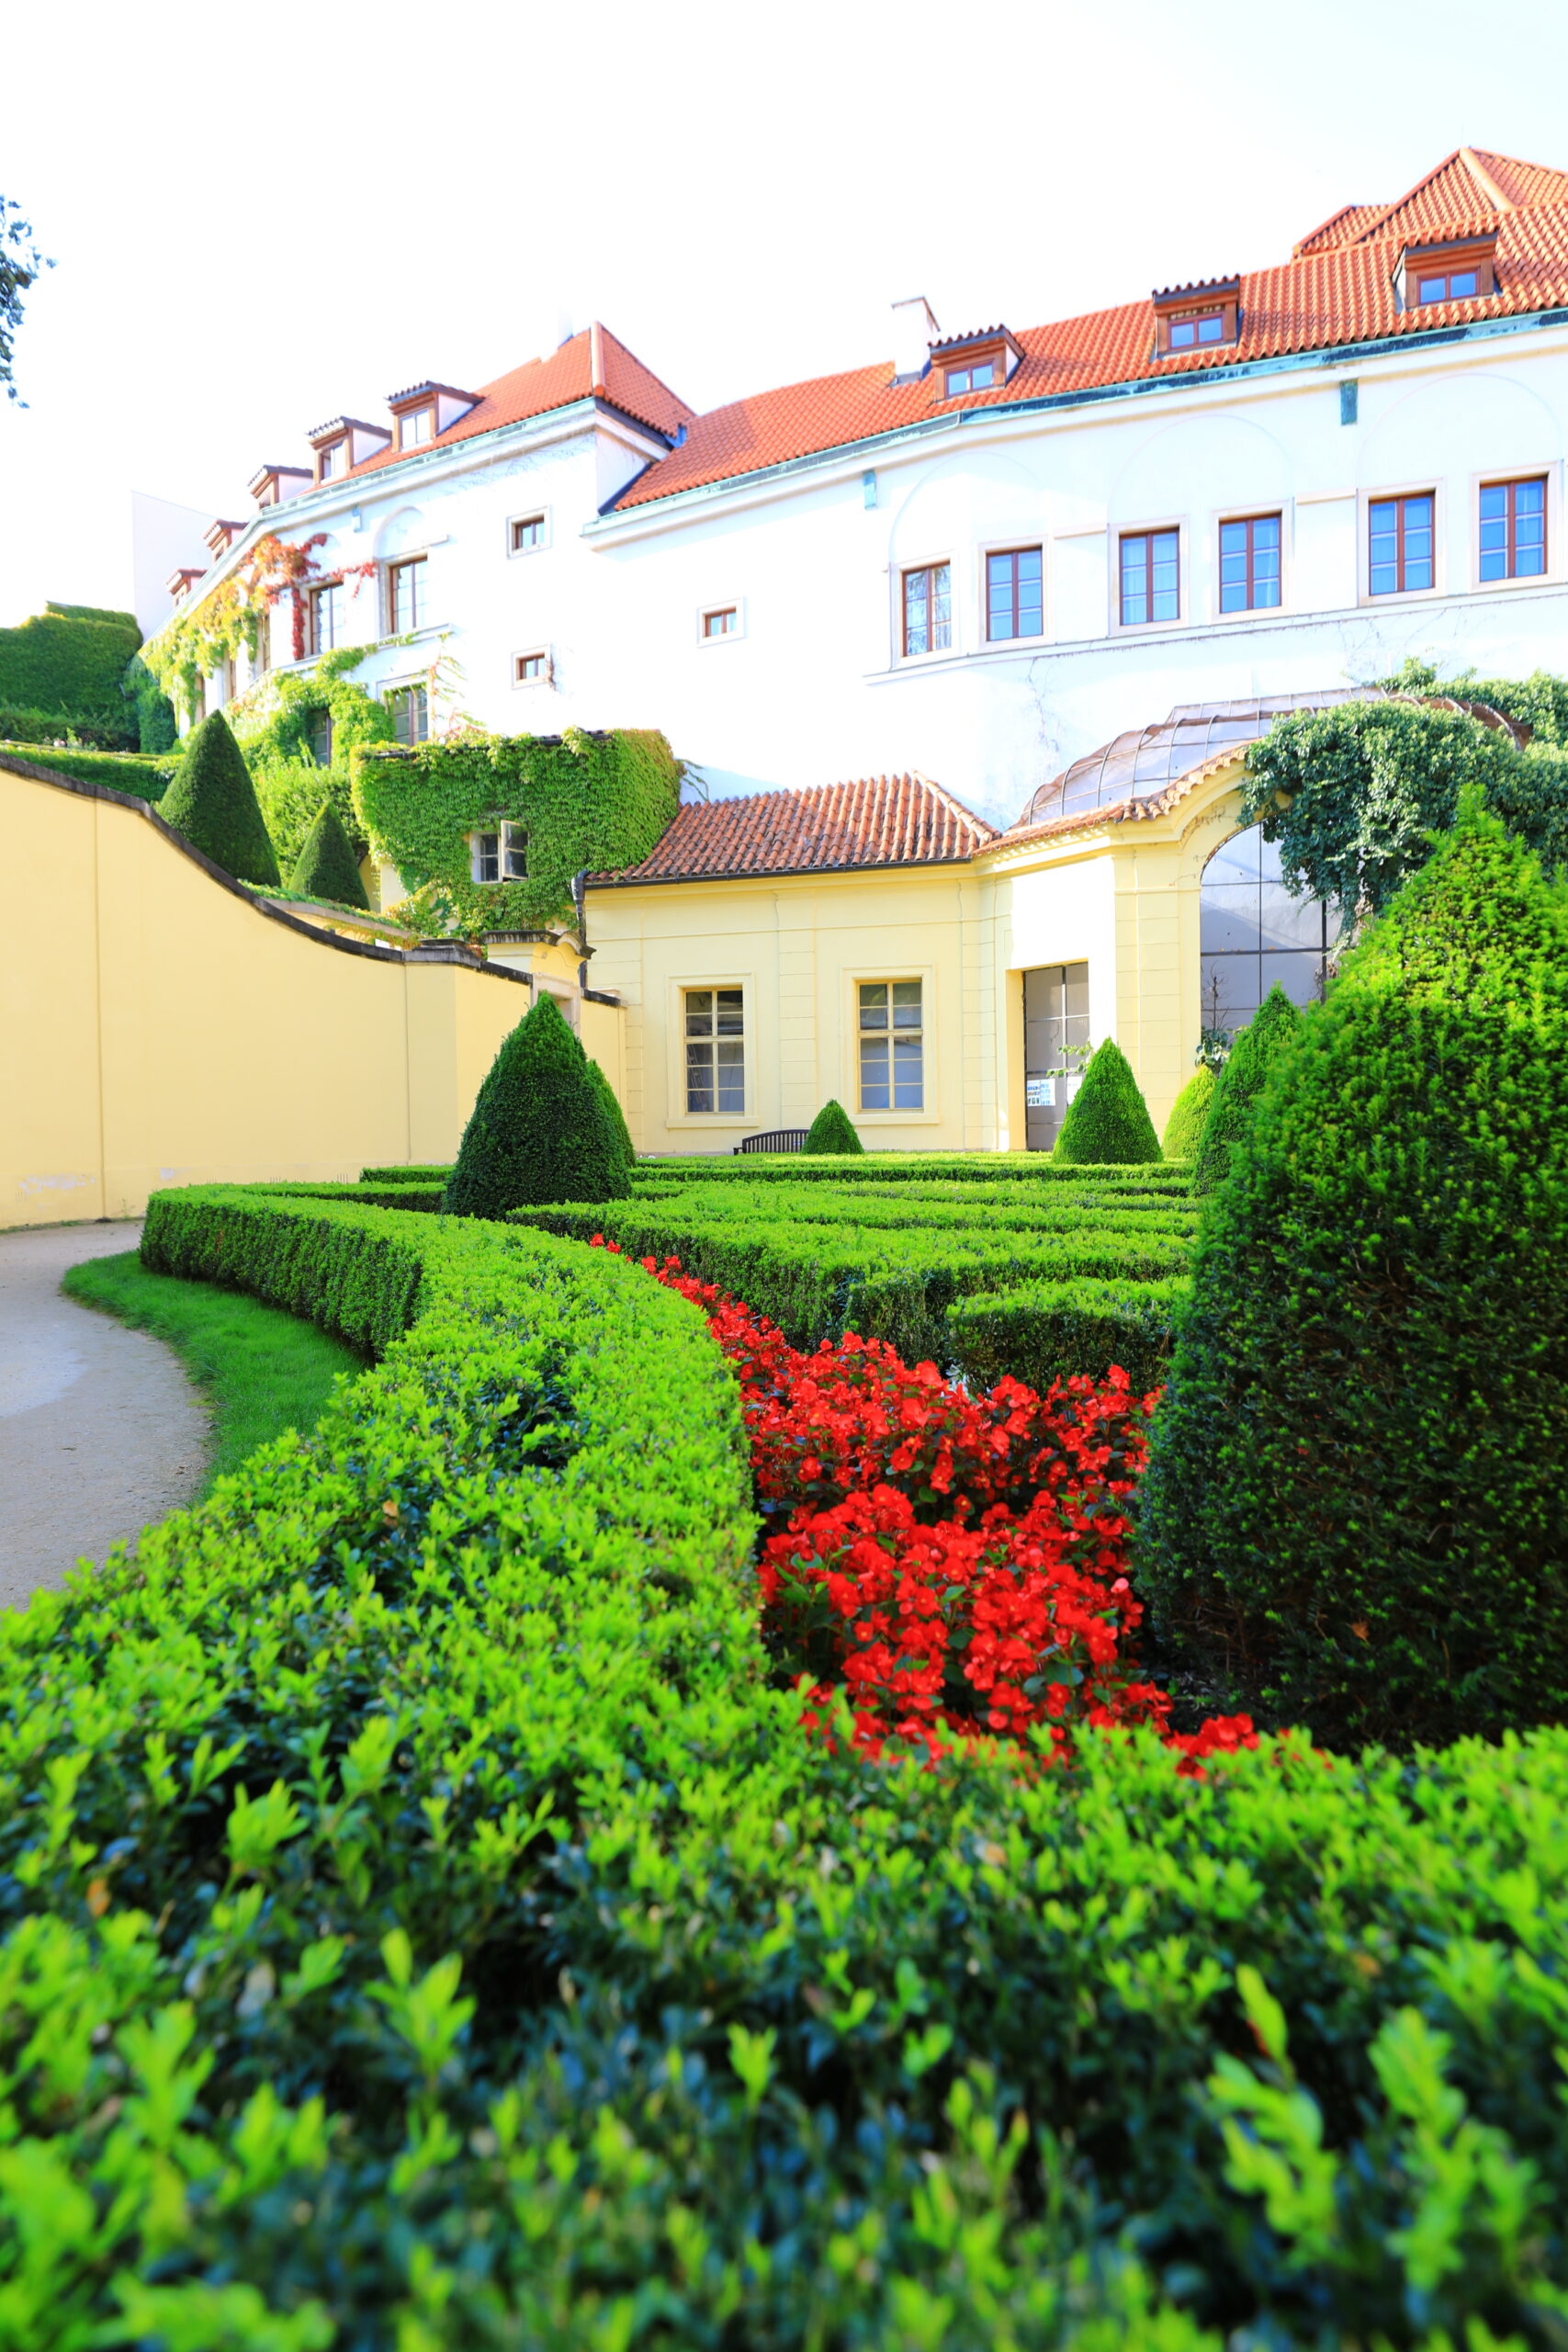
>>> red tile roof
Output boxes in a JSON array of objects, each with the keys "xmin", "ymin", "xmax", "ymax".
[
  {"xmin": 613, "ymin": 148, "xmax": 1568, "ymax": 511},
  {"xmin": 590, "ymin": 774, "xmax": 995, "ymax": 886},
  {"xmin": 342, "ymin": 325, "xmax": 694, "ymax": 482}
]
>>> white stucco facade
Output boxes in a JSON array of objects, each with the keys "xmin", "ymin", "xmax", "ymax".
[{"xmin": 148, "ymin": 311, "xmax": 1568, "ymax": 830}]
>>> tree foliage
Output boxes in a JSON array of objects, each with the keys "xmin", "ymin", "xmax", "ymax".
[
  {"xmin": 159, "ymin": 711, "xmax": 280, "ymax": 888},
  {"xmin": 0, "ymin": 194, "xmax": 51, "ymax": 403},
  {"xmin": 1053, "ymin": 1041, "xmax": 1161, "ymax": 1165},
  {"xmin": 1160, "ymin": 1065, "xmax": 1214, "ymax": 1160},
  {"xmin": 289, "ymin": 799, "xmax": 369, "ymax": 908},
  {"xmin": 805, "ymin": 1099, "xmax": 864, "ymax": 1154},
  {"xmin": 1138, "ymin": 797, "xmax": 1568, "ymax": 1747},
  {"xmin": 1191, "ymin": 985, "xmax": 1302, "ymax": 1196},
  {"xmin": 1240, "ymin": 681, "xmax": 1568, "ymax": 920},
  {"xmin": 444, "ymin": 992, "xmax": 632, "ymax": 1216}
]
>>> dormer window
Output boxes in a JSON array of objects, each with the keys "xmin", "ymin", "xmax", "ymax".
[
  {"xmin": 932, "ymin": 328, "xmax": 1022, "ymax": 401},
  {"xmin": 166, "ymin": 567, "xmax": 206, "ymax": 605},
  {"xmin": 247, "ymin": 463, "xmax": 313, "ymax": 510},
  {"xmin": 1402, "ymin": 236, "xmax": 1496, "ymax": 309},
  {"xmin": 1153, "ymin": 277, "xmax": 1240, "ymax": 357},
  {"xmin": 203, "ymin": 519, "xmax": 244, "ymax": 560},
  {"xmin": 387, "ymin": 380, "xmax": 479, "ymax": 452},
  {"xmin": 318, "ymin": 441, "xmax": 345, "ymax": 481}
]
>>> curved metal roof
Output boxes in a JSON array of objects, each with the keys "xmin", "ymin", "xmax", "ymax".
[{"xmin": 1015, "ymin": 691, "xmax": 1379, "ymax": 828}]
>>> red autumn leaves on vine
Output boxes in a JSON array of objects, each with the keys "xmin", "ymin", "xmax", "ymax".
[{"xmin": 590, "ymin": 1238, "xmax": 1256, "ymax": 1775}]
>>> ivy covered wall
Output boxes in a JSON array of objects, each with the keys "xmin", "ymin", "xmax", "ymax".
[{"xmin": 354, "ymin": 726, "xmax": 682, "ymax": 934}]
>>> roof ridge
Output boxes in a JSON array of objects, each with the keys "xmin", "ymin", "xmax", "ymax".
[
  {"xmin": 1458, "ymin": 145, "xmax": 1516, "ymax": 213},
  {"xmin": 594, "ymin": 322, "xmax": 697, "ymax": 420}
]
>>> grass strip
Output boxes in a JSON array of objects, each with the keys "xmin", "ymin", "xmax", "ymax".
[{"xmin": 61, "ymin": 1249, "xmax": 367, "ymax": 1493}]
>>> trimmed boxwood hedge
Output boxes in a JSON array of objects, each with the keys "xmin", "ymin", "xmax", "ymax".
[
  {"xmin": 4, "ymin": 1182, "xmax": 1568, "ymax": 2344},
  {"xmin": 949, "ymin": 1273, "xmax": 1191, "ymax": 1394}
]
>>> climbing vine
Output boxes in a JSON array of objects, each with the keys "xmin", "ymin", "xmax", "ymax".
[
  {"xmin": 354, "ymin": 726, "xmax": 681, "ymax": 935},
  {"xmin": 1241, "ymin": 675, "xmax": 1568, "ymax": 919},
  {"xmin": 142, "ymin": 534, "xmax": 338, "ymax": 719},
  {"xmin": 227, "ymin": 648, "xmax": 397, "ymax": 876}
]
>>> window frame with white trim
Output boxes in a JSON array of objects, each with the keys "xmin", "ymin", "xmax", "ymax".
[
  {"xmin": 387, "ymin": 554, "xmax": 428, "ymax": 635},
  {"xmin": 469, "ymin": 821, "xmax": 529, "ymax": 885},
  {"xmin": 1358, "ymin": 479, "xmax": 1445, "ymax": 605},
  {"xmin": 506, "ymin": 508, "xmax": 551, "ymax": 558},
  {"xmin": 383, "ymin": 680, "xmax": 429, "ymax": 746},
  {"xmin": 512, "ymin": 647, "xmax": 553, "ymax": 688},
  {"xmin": 898, "ymin": 558, "xmax": 954, "ymax": 660},
  {"xmin": 843, "ymin": 968, "xmax": 938, "ymax": 1125},
  {"xmin": 681, "ymin": 983, "xmax": 748, "ymax": 1117},
  {"xmin": 697, "ymin": 599, "xmax": 745, "ymax": 645},
  {"xmin": 1111, "ymin": 518, "xmax": 1185, "ymax": 632},
  {"xmin": 1471, "ymin": 463, "xmax": 1557, "ymax": 592}
]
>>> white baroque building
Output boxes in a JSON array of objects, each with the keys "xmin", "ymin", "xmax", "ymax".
[{"xmin": 148, "ymin": 146, "xmax": 1568, "ymax": 825}]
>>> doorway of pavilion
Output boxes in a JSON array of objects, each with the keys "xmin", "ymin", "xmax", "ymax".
[{"xmin": 1022, "ymin": 961, "xmax": 1089, "ymax": 1151}]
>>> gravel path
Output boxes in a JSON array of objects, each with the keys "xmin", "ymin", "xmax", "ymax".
[{"xmin": 0, "ymin": 1223, "xmax": 210, "ymax": 1611}]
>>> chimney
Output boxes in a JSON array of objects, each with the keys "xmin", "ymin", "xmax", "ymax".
[{"xmin": 890, "ymin": 296, "xmax": 941, "ymax": 384}]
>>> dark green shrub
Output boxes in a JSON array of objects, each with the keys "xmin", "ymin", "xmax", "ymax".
[
  {"xmin": 1191, "ymin": 986, "xmax": 1303, "ymax": 1195},
  {"xmin": 159, "ymin": 710, "xmax": 280, "ymax": 887},
  {"xmin": 444, "ymin": 991, "xmax": 632, "ymax": 1216},
  {"xmin": 948, "ymin": 1273, "xmax": 1190, "ymax": 1393},
  {"xmin": 1161, "ymin": 1065, "xmax": 1215, "ymax": 1160},
  {"xmin": 1138, "ymin": 808, "xmax": 1568, "ymax": 1748},
  {"xmin": 2, "ymin": 1181, "xmax": 1567, "ymax": 2343},
  {"xmin": 122, "ymin": 650, "xmax": 178, "ymax": 752},
  {"xmin": 288, "ymin": 797, "xmax": 369, "ymax": 908},
  {"xmin": 588, "ymin": 1057, "xmax": 636, "ymax": 1170},
  {"xmin": 805, "ymin": 1098, "xmax": 864, "ymax": 1154},
  {"xmin": 1053, "ymin": 1040, "xmax": 1161, "ymax": 1165}
]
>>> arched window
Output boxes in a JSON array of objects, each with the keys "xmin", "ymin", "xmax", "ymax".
[{"xmin": 1200, "ymin": 823, "xmax": 1340, "ymax": 1037}]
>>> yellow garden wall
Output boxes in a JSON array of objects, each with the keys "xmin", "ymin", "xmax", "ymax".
[{"xmin": 2, "ymin": 760, "xmax": 536, "ymax": 1227}]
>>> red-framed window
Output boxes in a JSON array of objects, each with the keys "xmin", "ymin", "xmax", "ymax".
[
  {"xmin": 1368, "ymin": 493, "xmax": 1434, "ymax": 595},
  {"xmin": 1168, "ymin": 311, "xmax": 1225, "ymax": 350},
  {"xmin": 902, "ymin": 563, "xmax": 952, "ymax": 656},
  {"xmin": 305, "ymin": 582, "xmax": 343, "ymax": 655},
  {"xmin": 1479, "ymin": 477, "xmax": 1547, "ymax": 582},
  {"xmin": 986, "ymin": 547, "xmax": 1043, "ymax": 641},
  {"xmin": 387, "ymin": 684, "xmax": 428, "ymax": 746},
  {"xmin": 1119, "ymin": 529, "xmax": 1179, "ymax": 626},
  {"xmin": 1218, "ymin": 514, "xmax": 1281, "ymax": 613}
]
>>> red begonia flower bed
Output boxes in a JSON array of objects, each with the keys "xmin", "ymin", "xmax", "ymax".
[{"xmin": 591, "ymin": 1238, "xmax": 1256, "ymax": 1774}]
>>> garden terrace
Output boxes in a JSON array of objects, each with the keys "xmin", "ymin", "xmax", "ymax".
[{"xmin": 4, "ymin": 1181, "xmax": 1567, "ymax": 2343}]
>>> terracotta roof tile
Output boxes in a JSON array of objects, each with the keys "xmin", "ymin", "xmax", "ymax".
[
  {"xmin": 614, "ymin": 148, "xmax": 1568, "ymax": 511},
  {"xmin": 342, "ymin": 325, "xmax": 694, "ymax": 483},
  {"xmin": 590, "ymin": 774, "xmax": 995, "ymax": 886}
]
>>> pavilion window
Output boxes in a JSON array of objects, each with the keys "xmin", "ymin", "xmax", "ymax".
[
  {"xmin": 859, "ymin": 980, "xmax": 924, "ymax": 1111},
  {"xmin": 684, "ymin": 988, "xmax": 745, "ymax": 1114}
]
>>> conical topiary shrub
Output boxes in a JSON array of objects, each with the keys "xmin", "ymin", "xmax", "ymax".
[
  {"xmin": 1161, "ymin": 1065, "xmax": 1215, "ymax": 1161},
  {"xmin": 1052, "ymin": 1041, "xmax": 1160, "ymax": 1165},
  {"xmin": 588, "ymin": 1057, "xmax": 636, "ymax": 1171},
  {"xmin": 289, "ymin": 798, "xmax": 369, "ymax": 909},
  {"xmin": 443, "ymin": 993, "xmax": 632, "ymax": 1217},
  {"xmin": 1137, "ymin": 800, "xmax": 1568, "ymax": 1749},
  {"xmin": 160, "ymin": 710, "xmax": 280, "ymax": 888},
  {"xmin": 1191, "ymin": 985, "xmax": 1303, "ymax": 1194},
  {"xmin": 805, "ymin": 1099, "xmax": 864, "ymax": 1155}
]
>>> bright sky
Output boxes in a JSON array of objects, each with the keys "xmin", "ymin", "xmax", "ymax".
[{"xmin": 6, "ymin": 0, "xmax": 1568, "ymax": 626}]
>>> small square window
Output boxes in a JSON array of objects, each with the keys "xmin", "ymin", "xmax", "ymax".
[
  {"xmin": 859, "ymin": 980, "xmax": 924, "ymax": 1112},
  {"xmin": 944, "ymin": 359, "xmax": 996, "ymax": 396},
  {"xmin": 471, "ymin": 821, "xmax": 528, "ymax": 884},
  {"xmin": 513, "ymin": 650, "xmax": 549, "ymax": 684},
  {"xmin": 1168, "ymin": 311, "xmax": 1225, "ymax": 350},
  {"xmin": 701, "ymin": 606, "xmax": 737, "ymax": 639},
  {"xmin": 684, "ymin": 987, "xmax": 745, "ymax": 1114},
  {"xmin": 511, "ymin": 514, "xmax": 546, "ymax": 553}
]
